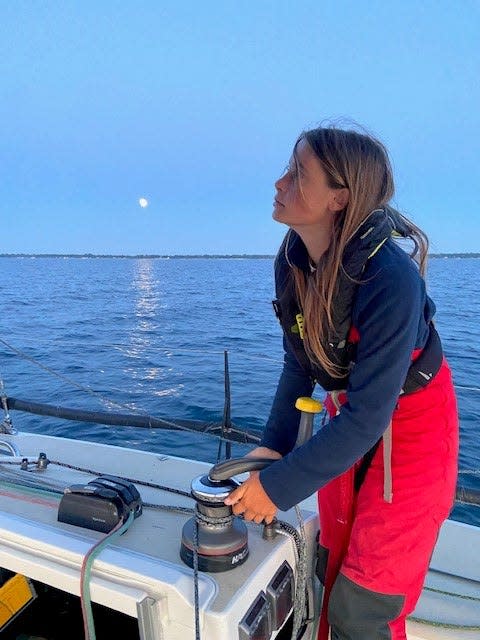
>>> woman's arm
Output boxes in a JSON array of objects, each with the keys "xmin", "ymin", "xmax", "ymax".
[{"xmin": 259, "ymin": 251, "xmax": 425, "ymax": 511}]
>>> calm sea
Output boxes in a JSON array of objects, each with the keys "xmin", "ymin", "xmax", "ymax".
[{"xmin": 0, "ymin": 256, "xmax": 479, "ymax": 526}]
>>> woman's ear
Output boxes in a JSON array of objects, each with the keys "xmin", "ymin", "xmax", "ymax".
[{"xmin": 332, "ymin": 188, "xmax": 349, "ymax": 211}]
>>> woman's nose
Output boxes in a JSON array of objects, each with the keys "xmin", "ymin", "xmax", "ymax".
[{"xmin": 275, "ymin": 173, "xmax": 288, "ymax": 191}]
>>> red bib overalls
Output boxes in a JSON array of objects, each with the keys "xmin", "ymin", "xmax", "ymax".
[{"xmin": 317, "ymin": 360, "xmax": 458, "ymax": 640}]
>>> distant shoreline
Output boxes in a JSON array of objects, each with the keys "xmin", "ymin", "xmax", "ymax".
[{"xmin": 0, "ymin": 253, "xmax": 479, "ymax": 259}]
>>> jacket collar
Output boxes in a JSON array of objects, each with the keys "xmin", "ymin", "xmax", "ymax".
[{"xmin": 282, "ymin": 207, "xmax": 400, "ymax": 273}]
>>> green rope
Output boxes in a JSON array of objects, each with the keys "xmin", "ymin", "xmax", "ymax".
[
  {"xmin": 0, "ymin": 478, "xmax": 61, "ymax": 498},
  {"xmin": 408, "ymin": 616, "xmax": 480, "ymax": 631},
  {"xmin": 81, "ymin": 511, "xmax": 135, "ymax": 640},
  {"xmin": 423, "ymin": 584, "xmax": 480, "ymax": 602},
  {"xmin": 410, "ymin": 584, "xmax": 480, "ymax": 630}
]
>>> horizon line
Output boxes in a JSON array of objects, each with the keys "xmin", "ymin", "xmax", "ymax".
[{"xmin": 1, "ymin": 252, "xmax": 479, "ymax": 259}]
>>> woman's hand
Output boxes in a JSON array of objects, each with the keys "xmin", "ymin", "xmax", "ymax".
[
  {"xmin": 224, "ymin": 465, "xmax": 279, "ymax": 525},
  {"xmin": 223, "ymin": 446, "xmax": 281, "ymax": 524}
]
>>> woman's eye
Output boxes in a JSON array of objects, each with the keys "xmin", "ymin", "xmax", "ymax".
[{"xmin": 279, "ymin": 161, "xmax": 302, "ymax": 183}]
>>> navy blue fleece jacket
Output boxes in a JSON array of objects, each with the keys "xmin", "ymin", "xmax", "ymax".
[{"xmin": 259, "ymin": 239, "xmax": 434, "ymax": 511}]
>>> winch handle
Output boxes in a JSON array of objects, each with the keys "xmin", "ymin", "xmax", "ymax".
[
  {"xmin": 209, "ymin": 457, "xmax": 276, "ymax": 482},
  {"xmin": 294, "ymin": 397, "xmax": 323, "ymax": 448},
  {"xmin": 209, "ymin": 397, "xmax": 322, "ymax": 482}
]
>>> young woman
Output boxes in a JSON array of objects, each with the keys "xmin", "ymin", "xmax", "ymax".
[{"xmin": 225, "ymin": 126, "xmax": 459, "ymax": 640}]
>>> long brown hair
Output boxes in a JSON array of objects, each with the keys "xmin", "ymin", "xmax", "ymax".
[{"xmin": 289, "ymin": 125, "xmax": 429, "ymax": 378}]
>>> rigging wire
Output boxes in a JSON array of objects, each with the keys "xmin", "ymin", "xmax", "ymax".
[
  {"xmin": 0, "ymin": 335, "xmax": 284, "ymax": 363},
  {"xmin": 455, "ymin": 385, "xmax": 480, "ymax": 392},
  {"xmin": 0, "ymin": 457, "xmax": 193, "ymax": 498},
  {"xmin": 0, "ymin": 337, "xmax": 263, "ymax": 443},
  {"xmin": 1, "ymin": 338, "xmax": 479, "ymax": 412},
  {"xmin": 0, "ymin": 337, "xmax": 147, "ymax": 413},
  {"xmin": 2, "ymin": 334, "xmax": 477, "ymax": 447}
]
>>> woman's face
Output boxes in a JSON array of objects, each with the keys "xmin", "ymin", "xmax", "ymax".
[{"xmin": 273, "ymin": 138, "xmax": 346, "ymax": 230}]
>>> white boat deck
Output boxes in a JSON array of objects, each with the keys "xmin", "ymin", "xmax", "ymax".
[
  {"xmin": 0, "ymin": 432, "xmax": 478, "ymax": 639},
  {"xmin": 0, "ymin": 432, "xmax": 319, "ymax": 639}
]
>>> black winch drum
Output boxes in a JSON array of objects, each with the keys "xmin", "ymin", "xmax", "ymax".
[{"xmin": 180, "ymin": 475, "xmax": 249, "ymax": 572}]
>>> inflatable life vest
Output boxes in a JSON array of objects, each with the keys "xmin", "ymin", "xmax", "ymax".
[{"xmin": 272, "ymin": 207, "xmax": 443, "ymax": 394}]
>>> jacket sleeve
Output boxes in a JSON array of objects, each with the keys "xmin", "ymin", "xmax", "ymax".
[
  {"xmin": 261, "ymin": 337, "xmax": 315, "ymax": 456},
  {"xmin": 259, "ymin": 258, "xmax": 425, "ymax": 511}
]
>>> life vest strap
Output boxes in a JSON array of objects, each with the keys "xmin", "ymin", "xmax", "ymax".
[
  {"xmin": 382, "ymin": 421, "xmax": 393, "ymax": 503},
  {"xmin": 401, "ymin": 324, "xmax": 443, "ymax": 395}
]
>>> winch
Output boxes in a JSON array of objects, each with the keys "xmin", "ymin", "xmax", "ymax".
[
  {"xmin": 180, "ymin": 396, "xmax": 322, "ymax": 572},
  {"xmin": 180, "ymin": 458, "xmax": 275, "ymax": 572}
]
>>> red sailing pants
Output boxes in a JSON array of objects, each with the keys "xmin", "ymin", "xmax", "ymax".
[{"xmin": 317, "ymin": 360, "xmax": 458, "ymax": 640}]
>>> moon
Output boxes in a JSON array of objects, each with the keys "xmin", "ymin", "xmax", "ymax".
[{"xmin": 139, "ymin": 197, "xmax": 149, "ymax": 208}]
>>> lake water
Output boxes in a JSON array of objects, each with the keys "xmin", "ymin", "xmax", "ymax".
[{"xmin": 0, "ymin": 255, "xmax": 479, "ymax": 526}]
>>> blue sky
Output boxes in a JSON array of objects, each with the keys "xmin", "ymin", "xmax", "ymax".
[{"xmin": 1, "ymin": 1, "xmax": 478, "ymax": 255}]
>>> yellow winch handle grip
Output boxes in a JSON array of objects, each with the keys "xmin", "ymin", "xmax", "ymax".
[{"xmin": 295, "ymin": 397, "xmax": 323, "ymax": 414}]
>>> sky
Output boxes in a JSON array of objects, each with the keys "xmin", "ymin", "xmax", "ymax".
[{"xmin": 1, "ymin": 1, "xmax": 478, "ymax": 255}]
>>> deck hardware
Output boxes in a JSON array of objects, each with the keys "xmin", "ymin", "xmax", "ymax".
[
  {"xmin": 262, "ymin": 520, "xmax": 278, "ymax": 540},
  {"xmin": 180, "ymin": 457, "xmax": 276, "ymax": 573},
  {"xmin": 238, "ymin": 591, "xmax": 272, "ymax": 640},
  {"xmin": 266, "ymin": 561, "xmax": 294, "ymax": 631},
  {"xmin": 180, "ymin": 473, "xmax": 249, "ymax": 572},
  {"xmin": 0, "ymin": 439, "xmax": 20, "ymax": 456},
  {"xmin": 137, "ymin": 596, "xmax": 164, "ymax": 640},
  {"xmin": 36, "ymin": 452, "xmax": 49, "ymax": 470},
  {"xmin": 0, "ymin": 416, "xmax": 15, "ymax": 435},
  {"xmin": 58, "ymin": 476, "xmax": 142, "ymax": 533},
  {"xmin": 0, "ymin": 380, "xmax": 16, "ymax": 435}
]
